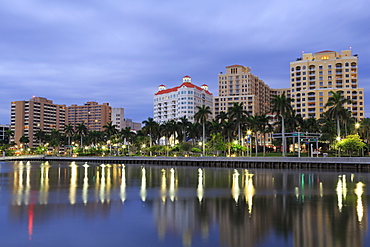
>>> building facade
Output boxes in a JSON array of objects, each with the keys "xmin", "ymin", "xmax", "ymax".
[
  {"xmin": 10, "ymin": 97, "xmax": 66, "ymax": 147},
  {"xmin": 290, "ymin": 50, "xmax": 364, "ymax": 119},
  {"xmin": 67, "ymin": 101, "xmax": 111, "ymax": 131},
  {"xmin": 214, "ymin": 65, "xmax": 272, "ymax": 117},
  {"xmin": 0, "ymin": 124, "xmax": 10, "ymax": 143},
  {"xmin": 112, "ymin": 107, "xmax": 141, "ymax": 131},
  {"xmin": 154, "ymin": 76, "xmax": 213, "ymax": 123}
]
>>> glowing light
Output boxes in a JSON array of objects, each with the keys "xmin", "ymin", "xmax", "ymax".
[
  {"xmin": 161, "ymin": 169, "xmax": 166, "ymax": 203},
  {"xmin": 244, "ymin": 170, "xmax": 255, "ymax": 215},
  {"xmin": 140, "ymin": 167, "xmax": 146, "ymax": 201},
  {"xmin": 82, "ymin": 165, "xmax": 89, "ymax": 204},
  {"xmin": 120, "ymin": 165, "xmax": 126, "ymax": 203},
  {"xmin": 69, "ymin": 162, "xmax": 78, "ymax": 205},
  {"xmin": 231, "ymin": 169, "xmax": 240, "ymax": 203},
  {"xmin": 169, "ymin": 168, "xmax": 176, "ymax": 202},
  {"xmin": 197, "ymin": 169, "xmax": 204, "ymax": 203},
  {"xmin": 355, "ymin": 182, "xmax": 365, "ymax": 224}
]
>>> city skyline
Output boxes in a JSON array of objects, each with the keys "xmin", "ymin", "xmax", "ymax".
[{"xmin": 1, "ymin": 0, "xmax": 370, "ymax": 124}]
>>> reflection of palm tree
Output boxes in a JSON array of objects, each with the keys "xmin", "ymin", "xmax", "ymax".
[
  {"xmin": 271, "ymin": 92, "xmax": 293, "ymax": 157},
  {"xmin": 325, "ymin": 90, "xmax": 351, "ymax": 138},
  {"xmin": 76, "ymin": 123, "xmax": 88, "ymax": 146},
  {"xmin": 194, "ymin": 105, "xmax": 212, "ymax": 156}
]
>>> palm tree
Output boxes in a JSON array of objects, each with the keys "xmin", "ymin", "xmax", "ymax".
[
  {"xmin": 4, "ymin": 129, "xmax": 14, "ymax": 144},
  {"xmin": 215, "ymin": 111, "xmax": 228, "ymax": 124},
  {"xmin": 271, "ymin": 91, "xmax": 294, "ymax": 157},
  {"xmin": 177, "ymin": 116, "xmax": 191, "ymax": 143},
  {"xmin": 34, "ymin": 129, "xmax": 47, "ymax": 146},
  {"xmin": 19, "ymin": 135, "xmax": 30, "ymax": 150},
  {"xmin": 76, "ymin": 122, "xmax": 88, "ymax": 146},
  {"xmin": 325, "ymin": 90, "xmax": 352, "ymax": 138},
  {"xmin": 142, "ymin": 117, "xmax": 158, "ymax": 156},
  {"xmin": 194, "ymin": 105, "xmax": 212, "ymax": 156},
  {"xmin": 228, "ymin": 102, "xmax": 248, "ymax": 146},
  {"xmin": 103, "ymin": 121, "xmax": 118, "ymax": 141},
  {"xmin": 257, "ymin": 114, "xmax": 272, "ymax": 157},
  {"xmin": 64, "ymin": 123, "xmax": 75, "ymax": 148}
]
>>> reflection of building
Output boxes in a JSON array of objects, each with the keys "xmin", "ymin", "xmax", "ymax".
[
  {"xmin": 154, "ymin": 76, "xmax": 213, "ymax": 123},
  {"xmin": 66, "ymin": 101, "xmax": 111, "ymax": 131},
  {"xmin": 10, "ymin": 97, "xmax": 66, "ymax": 147},
  {"xmin": 290, "ymin": 50, "xmax": 364, "ymax": 120}
]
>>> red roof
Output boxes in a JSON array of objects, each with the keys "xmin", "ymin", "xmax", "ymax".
[
  {"xmin": 159, "ymin": 84, "xmax": 165, "ymax": 87},
  {"xmin": 155, "ymin": 82, "xmax": 212, "ymax": 95},
  {"xmin": 315, "ymin": 50, "xmax": 335, "ymax": 54},
  {"xmin": 226, "ymin": 64, "xmax": 243, "ymax": 68},
  {"xmin": 183, "ymin": 75, "xmax": 191, "ymax": 78}
]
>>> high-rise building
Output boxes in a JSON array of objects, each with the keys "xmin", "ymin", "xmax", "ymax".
[
  {"xmin": 214, "ymin": 65, "xmax": 271, "ymax": 117},
  {"xmin": 10, "ymin": 97, "xmax": 66, "ymax": 147},
  {"xmin": 0, "ymin": 124, "xmax": 10, "ymax": 143},
  {"xmin": 66, "ymin": 101, "xmax": 111, "ymax": 131},
  {"xmin": 290, "ymin": 50, "xmax": 364, "ymax": 119},
  {"xmin": 154, "ymin": 76, "xmax": 213, "ymax": 123},
  {"xmin": 112, "ymin": 107, "xmax": 141, "ymax": 131}
]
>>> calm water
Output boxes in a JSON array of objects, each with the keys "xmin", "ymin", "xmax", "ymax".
[{"xmin": 0, "ymin": 161, "xmax": 369, "ymax": 247}]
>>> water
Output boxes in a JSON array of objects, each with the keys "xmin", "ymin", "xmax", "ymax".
[{"xmin": 0, "ymin": 161, "xmax": 369, "ymax": 247}]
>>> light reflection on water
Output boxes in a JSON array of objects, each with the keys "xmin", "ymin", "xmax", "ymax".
[{"xmin": 1, "ymin": 161, "xmax": 370, "ymax": 246}]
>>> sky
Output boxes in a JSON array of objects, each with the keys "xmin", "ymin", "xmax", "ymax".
[{"xmin": 1, "ymin": 0, "xmax": 370, "ymax": 124}]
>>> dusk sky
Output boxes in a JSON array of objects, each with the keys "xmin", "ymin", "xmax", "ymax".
[{"xmin": 1, "ymin": 0, "xmax": 370, "ymax": 124}]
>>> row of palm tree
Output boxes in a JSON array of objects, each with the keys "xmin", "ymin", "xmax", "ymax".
[{"xmin": 2, "ymin": 89, "xmax": 367, "ymax": 157}]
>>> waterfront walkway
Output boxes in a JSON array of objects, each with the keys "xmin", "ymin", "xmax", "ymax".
[{"xmin": 2, "ymin": 155, "xmax": 370, "ymax": 171}]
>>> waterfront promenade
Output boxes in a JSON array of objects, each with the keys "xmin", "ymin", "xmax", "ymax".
[{"xmin": 2, "ymin": 155, "xmax": 370, "ymax": 171}]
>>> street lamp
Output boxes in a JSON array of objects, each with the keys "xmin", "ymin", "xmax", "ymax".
[{"xmin": 247, "ymin": 130, "xmax": 252, "ymax": 157}]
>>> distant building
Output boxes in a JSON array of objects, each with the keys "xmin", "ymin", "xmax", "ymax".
[
  {"xmin": 214, "ymin": 65, "xmax": 271, "ymax": 117},
  {"xmin": 154, "ymin": 76, "xmax": 213, "ymax": 123},
  {"xmin": 0, "ymin": 124, "xmax": 10, "ymax": 143},
  {"xmin": 112, "ymin": 108, "xmax": 141, "ymax": 131},
  {"xmin": 10, "ymin": 97, "xmax": 66, "ymax": 147},
  {"xmin": 290, "ymin": 50, "xmax": 364, "ymax": 119},
  {"xmin": 66, "ymin": 101, "xmax": 111, "ymax": 131}
]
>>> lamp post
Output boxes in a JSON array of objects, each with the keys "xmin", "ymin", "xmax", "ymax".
[
  {"xmin": 336, "ymin": 136, "xmax": 341, "ymax": 157},
  {"xmin": 247, "ymin": 130, "xmax": 252, "ymax": 157}
]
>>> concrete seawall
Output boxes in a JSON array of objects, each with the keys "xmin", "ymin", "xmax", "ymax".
[{"xmin": 2, "ymin": 155, "xmax": 370, "ymax": 171}]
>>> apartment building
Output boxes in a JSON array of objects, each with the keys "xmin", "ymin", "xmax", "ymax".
[
  {"xmin": 112, "ymin": 108, "xmax": 141, "ymax": 131},
  {"xmin": 10, "ymin": 97, "xmax": 66, "ymax": 147},
  {"xmin": 154, "ymin": 76, "xmax": 213, "ymax": 123},
  {"xmin": 290, "ymin": 50, "xmax": 364, "ymax": 119},
  {"xmin": 67, "ymin": 101, "xmax": 111, "ymax": 131},
  {"xmin": 0, "ymin": 124, "xmax": 10, "ymax": 143},
  {"xmin": 214, "ymin": 65, "xmax": 272, "ymax": 117}
]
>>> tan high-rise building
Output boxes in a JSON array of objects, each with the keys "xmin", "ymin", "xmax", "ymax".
[
  {"xmin": 10, "ymin": 97, "xmax": 66, "ymax": 147},
  {"xmin": 214, "ymin": 65, "xmax": 272, "ymax": 116},
  {"xmin": 290, "ymin": 50, "xmax": 364, "ymax": 119},
  {"xmin": 66, "ymin": 101, "xmax": 111, "ymax": 131}
]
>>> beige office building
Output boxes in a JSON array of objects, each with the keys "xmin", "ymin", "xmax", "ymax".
[
  {"xmin": 67, "ymin": 101, "xmax": 111, "ymax": 131},
  {"xmin": 214, "ymin": 65, "xmax": 271, "ymax": 117},
  {"xmin": 10, "ymin": 97, "xmax": 66, "ymax": 147},
  {"xmin": 290, "ymin": 50, "xmax": 364, "ymax": 120}
]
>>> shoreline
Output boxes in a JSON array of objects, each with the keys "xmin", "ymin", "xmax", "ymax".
[{"xmin": 2, "ymin": 155, "xmax": 370, "ymax": 171}]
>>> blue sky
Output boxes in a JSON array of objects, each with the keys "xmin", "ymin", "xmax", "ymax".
[{"xmin": 1, "ymin": 0, "xmax": 370, "ymax": 124}]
